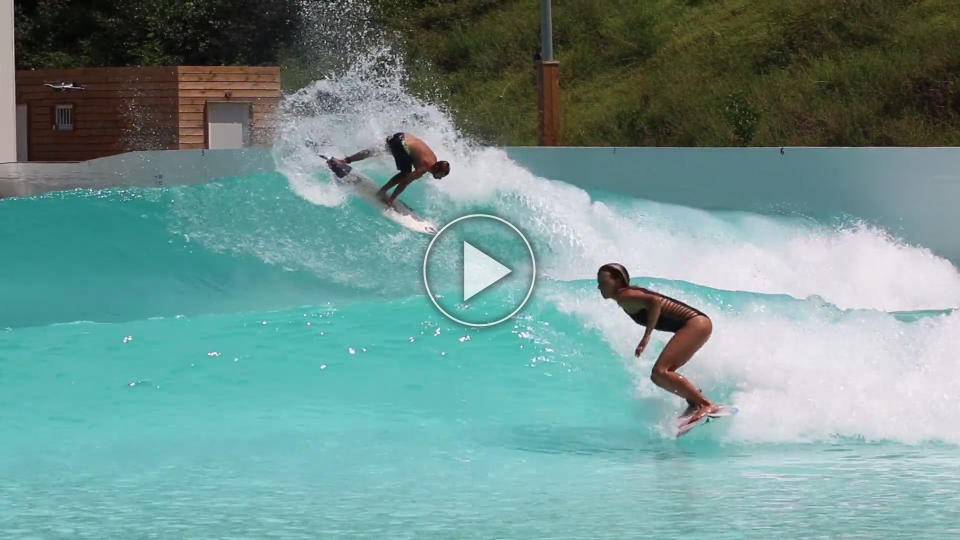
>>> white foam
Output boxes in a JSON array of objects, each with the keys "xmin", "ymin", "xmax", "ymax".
[
  {"xmin": 548, "ymin": 285, "xmax": 960, "ymax": 444},
  {"xmin": 716, "ymin": 308, "xmax": 960, "ymax": 444},
  {"xmin": 172, "ymin": 1, "xmax": 960, "ymax": 447},
  {"xmin": 269, "ymin": 9, "xmax": 960, "ymax": 311},
  {"xmin": 433, "ymin": 151, "xmax": 960, "ymax": 310}
]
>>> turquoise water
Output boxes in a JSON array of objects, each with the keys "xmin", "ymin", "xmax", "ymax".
[
  {"xmin": 5, "ymin": 33, "xmax": 960, "ymax": 534},
  {"xmin": 3, "ymin": 165, "xmax": 960, "ymax": 538}
]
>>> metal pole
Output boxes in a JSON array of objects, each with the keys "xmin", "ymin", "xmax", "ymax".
[{"xmin": 540, "ymin": 0, "xmax": 553, "ymax": 61}]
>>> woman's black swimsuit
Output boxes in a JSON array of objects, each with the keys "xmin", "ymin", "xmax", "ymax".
[{"xmin": 624, "ymin": 286, "xmax": 706, "ymax": 333}]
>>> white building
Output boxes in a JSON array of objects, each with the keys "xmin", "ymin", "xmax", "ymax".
[{"xmin": 1, "ymin": 0, "xmax": 17, "ymax": 163}]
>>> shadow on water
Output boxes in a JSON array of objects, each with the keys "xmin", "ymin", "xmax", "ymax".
[{"xmin": 493, "ymin": 423, "xmax": 747, "ymax": 461}]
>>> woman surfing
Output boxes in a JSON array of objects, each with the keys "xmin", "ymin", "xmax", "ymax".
[{"xmin": 597, "ymin": 263, "xmax": 723, "ymax": 431}]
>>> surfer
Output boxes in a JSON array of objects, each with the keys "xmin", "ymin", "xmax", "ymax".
[
  {"xmin": 335, "ymin": 133, "xmax": 450, "ymax": 206},
  {"xmin": 597, "ymin": 263, "xmax": 720, "ymax": 425}
]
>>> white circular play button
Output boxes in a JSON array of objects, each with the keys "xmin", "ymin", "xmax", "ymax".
[{"xmin": 423, "ymin": 214, "xmax": 536, "ymax": 327}]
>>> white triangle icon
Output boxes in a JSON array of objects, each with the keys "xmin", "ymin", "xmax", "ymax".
[{"xmin": 463, "ymin": 241, "xmax": 512, "ymax": 301}]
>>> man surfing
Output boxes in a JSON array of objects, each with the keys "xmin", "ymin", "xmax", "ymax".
[{"xmin": 331, "ymin": 133, "xmax": 450, "ymax": 206}]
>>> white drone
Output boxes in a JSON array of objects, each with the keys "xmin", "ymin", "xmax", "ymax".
[{"xmin": 44, "ymin": 82, "xmax": 86, "ymax": 91}]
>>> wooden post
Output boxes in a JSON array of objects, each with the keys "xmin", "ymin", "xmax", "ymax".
[{"xmin": 537, "ymin": 60, "xmax": 560, "ymax": 146}]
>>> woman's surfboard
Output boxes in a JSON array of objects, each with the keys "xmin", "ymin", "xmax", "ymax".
[{"xmin": 676, "ymin": 405, "xmax": 739, "ymax": 438}]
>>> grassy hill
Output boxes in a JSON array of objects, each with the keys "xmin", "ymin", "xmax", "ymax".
[{"xmin": 384, "ymin": 0, "xmax": 960, "ymax": 146}]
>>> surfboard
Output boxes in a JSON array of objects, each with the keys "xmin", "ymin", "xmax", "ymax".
[
  {"xmin": 675, "ymin": 405, "xmax": 738, "ymax": 438},
  {"xmin": 324, "ymin": 157, "xmax": 439, "ymax": 235}
]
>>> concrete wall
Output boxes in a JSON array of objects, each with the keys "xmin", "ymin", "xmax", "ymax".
[
  {"xmin": 0, "ymin": 0, "xmax": 15, "ymax": 163},
  {"xmin": 0, "ymin": 148, "xmax": 274, "ymax": 197},
  {"xmin": 1, "ymin": 146, "xmax": 958, "ymax": 264},
  {"xmin": 505, "ymin": 147, "xmax": 960, "ymax": 263}
]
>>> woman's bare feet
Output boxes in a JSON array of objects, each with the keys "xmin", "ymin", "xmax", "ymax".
[{"xmin": 681, "ymin": 402, "xmax": 720, "ymax": 425}]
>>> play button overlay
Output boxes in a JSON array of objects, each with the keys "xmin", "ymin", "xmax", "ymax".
[
  {"xmin": 463, "ymin": 242, "xmax": 511, "ymax": 301},
  {"xmin": 423, "ymin": 214, "xmax": 536, "ymax": 327}
]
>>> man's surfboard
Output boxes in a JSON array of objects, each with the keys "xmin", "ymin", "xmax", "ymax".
[
  {"xmin": 324, "ymin": 157, "xmax": 439, "ymax": 235},
  {"xmin": 675, "ymin": 405, "xmax": 738, "ymax": 438}
]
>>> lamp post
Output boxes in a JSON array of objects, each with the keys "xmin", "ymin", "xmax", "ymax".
[
  {"xmin": 537, "ymin": 0, "xmax": 560, "ymax": 146},
  {"xmin": 540, "ymin": 0, "xmax": 553, "ymax": 61}
]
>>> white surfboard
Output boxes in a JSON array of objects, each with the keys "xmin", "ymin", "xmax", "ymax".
[
  {"xmin": 676, "ymin": 405, "xmax": 738, "ymax": 438},
  {"xmin": 325, "ymin": 157, "xmax": 438, "ymax": 235}
]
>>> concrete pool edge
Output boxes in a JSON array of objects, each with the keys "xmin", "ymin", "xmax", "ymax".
[
  {"xmin": 0, "ymin": 148, "xmax": 276, "ymax": 198},
  {"xmin": 2, "ymin": 146, "xmax": 958, "ymax": 263}
]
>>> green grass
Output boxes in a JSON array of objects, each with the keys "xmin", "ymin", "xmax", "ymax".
[{"xmin": 381, "ymin": 0, "xmax": 960, "ymax": 145}]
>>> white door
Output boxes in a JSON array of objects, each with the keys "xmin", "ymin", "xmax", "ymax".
[
  {"xmin": 16, "ymin": 104, "xmax": 28, "ymax": 161},
  {"xmin": 207, "ymin": 102, "xmax": 250, "ymax": 149}
]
